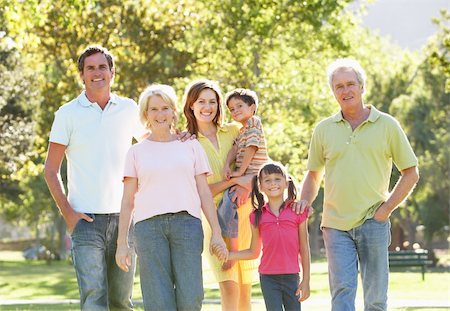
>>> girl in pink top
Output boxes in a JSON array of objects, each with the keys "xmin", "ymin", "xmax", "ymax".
[
  {"xmin": 115, "ymin": 84, "xmax": 227, "ymax": 311},
  {"xmin": 229, "ymin": 162, "xmax": 311, "ymax": 311}
]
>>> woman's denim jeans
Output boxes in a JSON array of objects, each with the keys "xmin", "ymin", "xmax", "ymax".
[
  {"xmin": 323, "ymin": 218, "xmax": 391, "ymax": 311},
  {"xmin": 260, "ymin": 273, "xmax": 301, "ymax": 311},
  {"xmin": 135, "ymin": 212, "xmax": 204, "ymax": 311},
  {"xmin": 71, "ymin": 214, "xmax": 135, "ymax": 311}
]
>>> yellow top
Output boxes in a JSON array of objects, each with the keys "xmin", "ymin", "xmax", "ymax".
[
  {"xmin": 307, "ymin": 106, "xmax": 418, "ymax": 231},
  {"xmin": 198, "ymin": 123, "xmax": 259, "ymax": 285}
]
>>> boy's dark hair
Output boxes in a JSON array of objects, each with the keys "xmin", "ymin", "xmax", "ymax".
[
  {"xmin": 225, "ymin": 88, "xmax": 259, "ymax": 113},
  {"xmin": 77, "ymin": 45, "xmax": 114, "ymax": 73},
  {"xmin": 251, "ymin": 162, "xmax": 297, "ymax": 226}
]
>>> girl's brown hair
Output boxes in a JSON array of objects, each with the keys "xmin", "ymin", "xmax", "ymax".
[
  {"xmin": 251, "ymin": 162, "xmax": 297, "ymax": 226},
  {"xmin": 182, "ymin": 79, "xmax": 224, "ymax": 136}
]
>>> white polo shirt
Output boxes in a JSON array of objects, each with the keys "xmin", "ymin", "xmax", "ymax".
[{"xmin": 49, "ymin": 91, "xmax": 147, "ymax": 214}]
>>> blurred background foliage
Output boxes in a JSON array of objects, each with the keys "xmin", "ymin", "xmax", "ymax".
[{"xmin": 0, "ymin": 0, "xmax": 448, "ymax": 257}]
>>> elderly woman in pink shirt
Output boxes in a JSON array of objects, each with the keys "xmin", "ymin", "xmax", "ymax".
[{"xmin": 115, "ymin": 84, "xmax": 227, "ymax": 311}]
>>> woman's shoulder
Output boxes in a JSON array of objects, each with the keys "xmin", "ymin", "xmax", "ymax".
[
  {"xmin": 218, "ymin": 122, "xmax": 241, "ymax": 138},
  {"xmin": 221, "ymin": 122, "xmax": 241, "ymax": 132}
]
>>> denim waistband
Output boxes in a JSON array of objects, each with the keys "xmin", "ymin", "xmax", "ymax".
[
  {"xmin": 85, "ymin": 213, "xmax": 120, "ymax": 217},
  {"xmin": 154, "ymin": 211, "xmax": 190, "ymax": 218}
]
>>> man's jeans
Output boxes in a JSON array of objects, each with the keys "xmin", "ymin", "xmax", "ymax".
[
  {"xmin": 71, "ymin": 214, "xmax": 135, "ymax": 311},
  {"xmin": 135, "ymin": 211, "xmax": 204, "ymax": 311},
  {"xmin": 260, "ymin": 273, "xmax": 301, "ymax": 311},
  {"xmin": 323, "ymin": 218, "xmax": 391, "ymax": 311}
]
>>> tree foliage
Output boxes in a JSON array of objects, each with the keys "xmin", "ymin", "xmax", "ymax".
[
  {"xmin": 390, "ymin": 10, "xmax": 450, "ymax": 243},
  {"xmin": 0, "ymin": 0, "xmax": 448, "ymax": 251}
]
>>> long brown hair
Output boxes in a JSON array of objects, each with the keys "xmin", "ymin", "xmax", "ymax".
[
  {"xmin": 251, "ymin": 162, "xmax": 297, "ymax": 226},
  {"xmin": 182, "ymin": 79, "xmax": 224, "ymax": 136}
]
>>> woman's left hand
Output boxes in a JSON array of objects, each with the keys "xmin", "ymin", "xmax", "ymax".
[
  {"xmin": 210, "ymin": 234, "xmax": 228, "ymax": 262},
  {"xmin": 115, "ymin": 244, "xmax": 133, "ymax": 272}
]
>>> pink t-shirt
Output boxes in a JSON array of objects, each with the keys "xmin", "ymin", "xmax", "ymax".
[
  {"xmin": 250, "ymin": 201, "xmax": 308, "ymax": 274},
  {"xmin": 124, "ymin": 139, "xmax": 212, "ymax": 224}
]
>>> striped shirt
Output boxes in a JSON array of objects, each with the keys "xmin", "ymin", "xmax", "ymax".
[{"xmin": 235, "ymin": 116, "xmax": 269, "ymax": 174}]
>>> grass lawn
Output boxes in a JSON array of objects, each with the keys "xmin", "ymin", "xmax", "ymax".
[{"xmin": 0, "ymin": 251, "xmax": 449, "ymax": 310}]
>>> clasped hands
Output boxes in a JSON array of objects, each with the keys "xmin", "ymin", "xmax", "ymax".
[{"xmin": 210, "ymin": 234, "xmax": 228, "ymax": 263}]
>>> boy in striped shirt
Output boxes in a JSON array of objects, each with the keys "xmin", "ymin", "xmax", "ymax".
[{"xmin": 218, "ymin": 88, "xmax": 269, "ymax": 263}]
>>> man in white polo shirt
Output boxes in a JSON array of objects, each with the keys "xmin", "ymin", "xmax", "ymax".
[{"xmin": 44, "ymin": 46, "xmax": 146, "ymax": 310}]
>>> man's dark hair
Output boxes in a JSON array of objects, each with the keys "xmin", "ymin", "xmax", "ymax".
[{"xmin": 77, "ymin": 45, "xmax": 114, "ymax": 73}]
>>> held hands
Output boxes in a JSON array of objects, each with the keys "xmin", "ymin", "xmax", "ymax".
[
  {"xmin": 296, "ymin": 280, "xmax": 310, "ymax": 302},
  {"xmin": 115, "ymin": 243, "xmax": 133, "ymax": 272},
  {"xmin": 209, "ymin": 234, "xmax": 228, "ymax": 263},
  {"xmin": 221, "ymin": 258, "xmax": 236, "ymax": 271}
]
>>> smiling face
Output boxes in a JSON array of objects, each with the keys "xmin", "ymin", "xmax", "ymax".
[
  {"xmin": 80, "ymin": 52, "xmax": 114, "ymax": 95},
  {"xmin": 259, "ymin": 171, "xmax": 288, "ymax": 201},
  {"xmin": 227, "ymin": 97, "xmax": 256, "ymax": 125},
  {"xmin": 145, "ymin": 95, "xmax": 175, "ymax": 131},
  {"xmin": 331, "ymin": 68, "xmax": 364, "ymax": 111},
  {"xmin": 190, "ymin": 88, "xmax": 219, "ymax": 125}
]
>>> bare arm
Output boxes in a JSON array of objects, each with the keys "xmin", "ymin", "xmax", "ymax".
[
  {"xmin": 44, "ymin": 142, "xmax": 91, "ymax": 233},
  {"xmin": 228, "ymin": 223, "xmax": 261, "ymax": 260},
  {"xmin": 374, "ymin": 166, "xmax": 419, "ymax": 222},
  {"xmin": 298, "ymin": 170, "xmax": 323, "ymax": 213},
  {"xmin": 208, "ymin": 174, "xmax": 254, "ymax": 197},
  {"xmin": 116, "ymin": 177, "xmax": 138, "ymax": 272},
  {"xmin": 224, "ymin": 143, "xmax": 238, "ymax": 180},
  {"xmin": 195, "ymin": 174, "xmax": 228, "ymax": 262},
  {"xmin": 231, "ymin": 146, "xmax": 257, "ymax": 177},
  {"xmin": 297, "ymin": 220, "xmax": 311, "ymax": 301}
]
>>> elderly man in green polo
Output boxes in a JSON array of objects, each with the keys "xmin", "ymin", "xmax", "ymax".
[{"xmin": 300, "ymin": 58, "xmax": 419, "ymax": 311}]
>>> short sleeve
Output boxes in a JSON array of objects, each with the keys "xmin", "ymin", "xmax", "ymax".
[
  {"xmin": 49, "ymin": 109, "xmax": 71, "ymax": 146},
  {"xmin": 130, "ymin": 103, "xmax": 148, "ymax": 141},
  {"xmin": 123, "ymin": 147, "xmax": 138, "ymax": 179},
  {"xmin": 285, "ymin": 201, "xmax": 308, "ymax": 224},
  {"xmin": 306, "ymin": 124, "xmax": 325, "ymax": 171},
  {"xmin": 192, "ymin": 140, "xmax": 213, "ymax": 176},
  {"xmin": 389, "ymin": 119, "xmax": 418, "ymax": 170},
  {"xmin": 243, "ymin": 117, "xmax": 263, "ymax": 148}
]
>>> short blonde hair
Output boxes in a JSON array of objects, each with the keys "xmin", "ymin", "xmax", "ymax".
[
  {"xmin": 138, "ymin": 84, "xmax": 178, "ymax": 129},
  {"xmin": 327, "ymin": 58, "xmax": 367, "ymax": 93}
]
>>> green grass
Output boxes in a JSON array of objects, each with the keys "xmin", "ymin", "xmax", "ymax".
[{"xmin": 0, "ymin": 251, "xmax": 449, "ymax": 311}]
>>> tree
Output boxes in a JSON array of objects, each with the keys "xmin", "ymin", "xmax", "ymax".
[
  {"xmin": 0, "ymin": 11, "xmax": 39, "ymax": 221},
  {"xmin": 390, "ymin": 10, "xmax": 450, "ymax": 245}
]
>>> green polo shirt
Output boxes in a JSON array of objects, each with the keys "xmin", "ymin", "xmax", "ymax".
[{"xmin": 307, "ymin": 106, "xmax": 418, "ymax": 231}]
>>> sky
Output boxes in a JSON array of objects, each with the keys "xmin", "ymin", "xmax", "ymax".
[{"xmin": 352, "ymin": 0, "xmax": 449, "ymax": 50}]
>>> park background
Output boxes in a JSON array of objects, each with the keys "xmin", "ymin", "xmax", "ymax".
[{"xmin": 0, "ymin": 0, "xmax": 449, "ymax": 309}]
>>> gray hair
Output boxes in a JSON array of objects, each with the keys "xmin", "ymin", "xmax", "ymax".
[{"xmin": 327, "ymin": 58, "xmax": 367, "ymax": 92}]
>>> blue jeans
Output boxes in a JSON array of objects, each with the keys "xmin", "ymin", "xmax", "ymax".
[
  {"xmin": 260, "ymin": 274, "xmax": 301, "ymax": 311},
  {"xmin": 71, "ymin": 214, "xmax": 135, "ymax": 311},
  {"xmin": 217, "ymin": 188, "xmax": 238, "ymax": 238},
  {"xmin": 323, "ymin": 218, "xmax": 391, "ymax": 311},
  {"xmin": 135, "ymin": 211, "xmax": 204, "ymax": 311}
]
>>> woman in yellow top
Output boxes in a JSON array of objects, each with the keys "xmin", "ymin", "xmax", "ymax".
[{"xmin": 183, "ymin": 79, "xmax": 259, "ymax": 311}]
